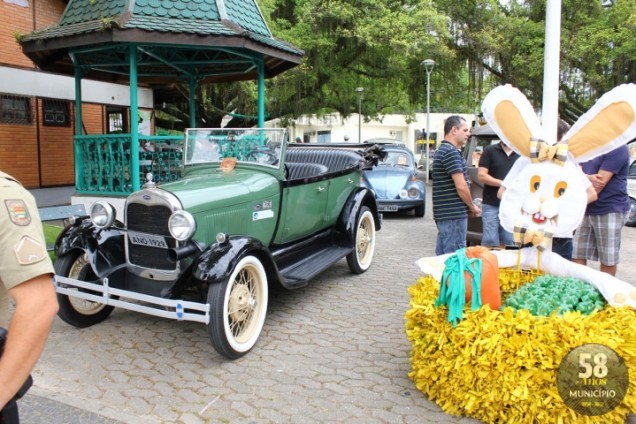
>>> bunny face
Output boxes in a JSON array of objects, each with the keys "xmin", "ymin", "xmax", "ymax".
[
  {"xmin": 482, "ymin": 83, "xmax": 636, "ymax": 241},
  {"xmin": 500, "ymin": 159, "xmax": 587, "ymax": 237}
]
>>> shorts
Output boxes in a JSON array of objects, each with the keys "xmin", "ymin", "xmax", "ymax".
[
  {"xmin": 572, "ymin": 212, "xmax": 628, "ymax": 266},
  {"xmin": 435, "ymin": 218, "xmax": 467, "ymax": 255}
]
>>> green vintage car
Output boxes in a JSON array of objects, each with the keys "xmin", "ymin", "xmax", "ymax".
[{"xmin": 53, "ymin": 128, "xmax": 383, "ymax": 359}]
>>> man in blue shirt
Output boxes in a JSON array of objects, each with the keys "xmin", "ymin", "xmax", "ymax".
[
  {"xmin": 572, "ymin": 145, "xmax": 630, "ymax": 276},
  {"xmin": 432, "ymin": 115, "xmax": 481, "ymax": 255}
]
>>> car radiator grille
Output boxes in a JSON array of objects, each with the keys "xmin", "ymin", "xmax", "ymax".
[{"xmin": 127, "ymin": 203, "xmax": 177, "ymax": 270}]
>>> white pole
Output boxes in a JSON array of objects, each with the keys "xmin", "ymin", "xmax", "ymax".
[
  {"xmin": 422, "ymin": 59, "xmax": 435, "ymax": 183},
  {"xmin": 355, "ymin": 87, "xmax": 364, "ymax": 142},
  {"xmin": 542, "ymin": 0, "xmax": 562, "ymax": 142},
  {"xmin": 425, "ymin": 72, "xmax": 431, "ymax": 183}
]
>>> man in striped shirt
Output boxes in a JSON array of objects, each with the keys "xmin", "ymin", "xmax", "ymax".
[{"xmin": 432, "ymin": 115, "xmax": 481, "ymax": 255}]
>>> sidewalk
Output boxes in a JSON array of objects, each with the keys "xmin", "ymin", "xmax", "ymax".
[{"xmin": 19, "ymin": 389, "xmax": 125, "ymax": 424}]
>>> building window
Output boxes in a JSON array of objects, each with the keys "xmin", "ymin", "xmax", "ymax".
[
  {"xmin": 317, "ymin": 130, "xmax": 331, "ymax": 143},
  {"xmin": 0, "ymin": 95, "xmax": 31, "ymax": 124},
  {"xmin": 43, "ymin": 99, "xmax": 70, "ymax": 126},
  {"xmin": 107, "ymin": 107, "xmax": 127, "ymax": 133}
]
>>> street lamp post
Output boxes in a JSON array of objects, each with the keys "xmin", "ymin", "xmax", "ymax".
[
  {"xmin": 355, "ymin": 87, "xmax": 364, "ymax": 143},
  {"xmin": 422, "ymin": 59, "xmax": 435, "ymax": 183}
]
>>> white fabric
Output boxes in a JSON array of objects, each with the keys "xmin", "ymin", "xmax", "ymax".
[
  {"xmin": 491, "ymin": 249, "xmax": 636, "ymax": 309},
  {"xmin": 564, "ymin": 84, "xmax": 636, "ymax": 163},
  {"xmin": 481, "ymin": 85, "xmax": 544, "ymax": 155},
  {"xmin": 415, "ymin": 249, "xmax": 636, "ymax": 310}
]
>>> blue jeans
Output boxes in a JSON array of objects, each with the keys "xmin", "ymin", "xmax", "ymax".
[
  {"xmin": 481, "ymin": 204, "xmax": 514, "ymax": 247},
  {"xmin": 435, "ymin": 218, "xmax": 467, "ymax": 255}
]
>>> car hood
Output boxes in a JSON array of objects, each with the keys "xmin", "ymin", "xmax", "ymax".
[
  {"xmin": 363, "ymin": 168, "xmax": 411, "ymax": 199},
  {"xmin": 160, "ymin": 169, "xmax": 279, "ymax": 214}
]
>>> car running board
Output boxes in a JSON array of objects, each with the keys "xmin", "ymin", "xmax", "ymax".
[{"xmin": 279, "ymin": 246, "xmax": 352, "ymax": 288}]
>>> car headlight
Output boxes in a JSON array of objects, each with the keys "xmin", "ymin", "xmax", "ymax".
[
  {"xmin": 399, "ymin": 189, "xmax": 408, "ymax": 199},
  {"xmin": 408, "ymin": 187, "xmax": 420, "ymax": 198},
  {"xmin": 89, "ymin": 201, "xmax": 116, "ymax": 229},
  {"xmin": 168, "ymin": 210, "xmax": 196, "ymax": 241}
]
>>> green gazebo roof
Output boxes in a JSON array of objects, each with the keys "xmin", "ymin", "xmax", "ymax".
[{"xmin": 20, "ymin": 0, "xmax": 303, "ymax": 85}]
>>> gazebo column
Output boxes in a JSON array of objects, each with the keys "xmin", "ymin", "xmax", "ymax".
[
  {"xmin": 73, "ymin": 62, "xmax": 83, "ymax": 186},
  {"xmin": 189, "ymin": 77, "xmax": 197, "ymax": 128},
  {"xmin": 256, "ymin": 59, "xmax": 265, "ymax": 128},
  {"xmin": 129, "ymin": 45, "xmax": 140, "ymax": 191}
]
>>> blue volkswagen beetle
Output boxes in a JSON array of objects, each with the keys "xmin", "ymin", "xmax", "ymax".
[{"xmin": 361, "ymin": 145, "xmax": 426, "ymax": 217}]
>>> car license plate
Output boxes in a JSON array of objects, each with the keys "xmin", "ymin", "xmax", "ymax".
[
  {"xmin": 128, "ymin": 231, "xmax": 168, "ymax": 248},
  {"xmin": 378, "ymin": 205, "xmax": 399, "ymax": 212}
]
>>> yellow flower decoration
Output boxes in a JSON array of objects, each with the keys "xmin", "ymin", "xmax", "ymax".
[{"xmin": 405, "ymin": 270, "xmax": 636, "ymax": 423}]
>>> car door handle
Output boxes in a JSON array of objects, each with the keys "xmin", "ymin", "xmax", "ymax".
[
  {"xmin": 317, "ymin": 186, "xmax": 326, "ymax": 192},
  {"xmin": 347, "ymin": 178, "xmax": 354, "ymax": 184}
]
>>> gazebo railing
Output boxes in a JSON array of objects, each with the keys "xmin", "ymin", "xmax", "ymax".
[{"xmin": 74, "ymin": 134, "xmax": 184, "ymax": 196}]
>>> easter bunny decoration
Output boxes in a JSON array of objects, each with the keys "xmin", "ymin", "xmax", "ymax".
[{"xmin": 481, "ymin": 83, "xmax": 636, "ymax": 309}]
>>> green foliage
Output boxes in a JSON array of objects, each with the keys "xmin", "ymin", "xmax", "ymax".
[
  {"xmin": 254, "ymin": 0, "xmax": 455, "ymax": 121},
  {"xmin": 158, "ymin": 0, "xmax": 635, "ymax": 130},
  {"xmin": 43, "ymin": 223, "xmax": 63, "ymax": 262}
]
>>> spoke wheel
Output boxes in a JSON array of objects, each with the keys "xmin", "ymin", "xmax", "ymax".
[
  {"xmin": 207, "ymin": 255, "xmax": 268, "ymax": 359},
  {"xmin": 54, "ymin": 251, "xmax": 114, "ymax": 328},
  {"xmin": 346, "ymin": 206, "xmax": 376, "ymax": 274}
]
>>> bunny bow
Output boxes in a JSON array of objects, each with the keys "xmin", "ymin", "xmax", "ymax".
[
  {"xmin": 529, "ymin": 139, "xmax": 568, "ymax": 166},
  {"xmin": 513, "ymin": 223, "xmax": 553, "ymax": 251}
]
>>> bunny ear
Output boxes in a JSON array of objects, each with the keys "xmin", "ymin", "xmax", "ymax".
[
  {"xmin": 481, "ymin": 85, "xmax": 544, "ymax": 158},
  {"xmin": 565, "ymin": 84, "xmax": 636, "ymax": 163}
]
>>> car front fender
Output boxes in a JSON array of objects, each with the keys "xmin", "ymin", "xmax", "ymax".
[
  {"xmin": 54, "ymin": 217, "xmax": 126, "ymax": 277},
  {"xmin": 192, "ymin": 236, "xmax": 278, "ymax": 285},
  {"xmin": 337, "ymin": 188, "xmax": 381, "ymax": 244}
]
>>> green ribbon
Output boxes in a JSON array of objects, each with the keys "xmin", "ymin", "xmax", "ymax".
[{"xmin": 435, "ymin": 248, "xmax": 483, "ymax": 327}]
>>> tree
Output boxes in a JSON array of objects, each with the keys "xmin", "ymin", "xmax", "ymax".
[
  {"xmin": 436, "ymin": 0, "xmax": 636, "ymax": 122},
  {"xmin": 157, "ymin": 0, "xmax": 636, "ymax": 132}
]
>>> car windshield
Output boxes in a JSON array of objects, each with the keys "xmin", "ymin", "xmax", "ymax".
[
  {"xmin": 184, "ymin": 128, "xmax": 286, "ymax": 168},
  {"xmin": 378, "ymin": 151, "xmax": 411, "ymax": 167}
]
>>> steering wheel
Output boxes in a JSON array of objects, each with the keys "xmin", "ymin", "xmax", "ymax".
[{"xmin": 245, "ymin": 148, "xmax": 278, "ymax": 165}]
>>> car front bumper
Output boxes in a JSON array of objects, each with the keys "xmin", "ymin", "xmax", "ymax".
[
  {"xmin": 376, "ymin": 199, "xmax": 423, "ymax": 212},
  {"xmin": 54, "ymin": 275, "xmax": 210, "ymax": 324}
]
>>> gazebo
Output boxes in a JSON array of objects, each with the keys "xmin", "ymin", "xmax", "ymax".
[{"xmin": 19, "ymin": 0, "xmax": 303, "ymax": 195}]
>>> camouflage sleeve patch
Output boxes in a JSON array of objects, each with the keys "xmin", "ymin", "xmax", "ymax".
[
  {"xmin": 14, "ymin": 235, "xmax": 47, "ymax": 265},
  {"xmin": 5, "ymin": 199, "xmax": 31, "ymax": 226}
]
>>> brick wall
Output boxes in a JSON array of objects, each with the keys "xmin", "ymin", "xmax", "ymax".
[
  {"xmin": 0, "ymin": 1, "xmax": 34, "ymax": 68},
  {"xmin": 35, "ymin": 0, "xmax": 67, "ymax": 28},
  {"xmin": 1, "ymin": 0, "xmax": 67, "ymax": 68},
  {"xmin": 0, "ymin": 98, "xmax": 38, "ymax": 186},
  {"xmin": 38, "ymin": 98, "xmax": 74, "ymax": 186},
  {"xmin": 82, "ymin": 103, "xmax": 105, "ymax": 134},
  {"xmin": 38, "ymin": 102, "xmax": 107, "ymax": 187},
  {"xmin": 0, "ymin": 99, "xmax": 109, "ymax": 188}
]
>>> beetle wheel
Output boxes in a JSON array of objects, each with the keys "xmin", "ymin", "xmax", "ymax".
[{"xmin": 626, "ymin": 198, "xmax": 636, "ymax": 227}]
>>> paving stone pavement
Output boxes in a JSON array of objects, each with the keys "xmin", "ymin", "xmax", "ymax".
[{"xmin": 19, "ymin": 184, "xmax": 636, "ymax": 423}]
